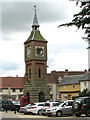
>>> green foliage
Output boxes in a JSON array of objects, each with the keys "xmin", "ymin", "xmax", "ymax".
[
  {"xmin": 79, "ymin": 88, "xmax": 90, "ymax": 97},
  {"xmin": 72, "ymin": 96, "xmax": 79, "ymax": 100},
  {"xmin": 58, "ymin": 1, "xmax": 90, "ymax": 42}
]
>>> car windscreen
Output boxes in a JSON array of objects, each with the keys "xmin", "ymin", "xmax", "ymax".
[
  {"xmin": 38, "ymin": 104, "xmax": 44, "ymax": 106},
  {"xmin": 53, "ymin": 103, "xmax": 61, "ymax": 106},
  {"xmin": 25, "ymin": 104, "xmax": 31, "ymax": 107},
  {"xmin": 31, "ymin": 103, "xmax": 36, "ymax": 106},
  {"xmin": 75, "ymin": 98, "xmax": 82, "ymax": 104},
  {"xmin": 84, "ymin": 98, "xmax": 90, "ymax": 104},
  {"xmin": 44, "ymin": 103, "xmax": 50, "ymax": 106}
]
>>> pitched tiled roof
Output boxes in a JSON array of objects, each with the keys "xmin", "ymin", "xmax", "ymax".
[
  {"xmin": 79, "ymin": 71, "xmax": 90, "ymax": 81},
  {"xmin": 0, "ymin": 77, "xmax": 26, "ymax": 89},
  {"xmin": 59, "ymin": 74, "xmax": 84, "ymax": 86},
  {"xmin": 47, "ymin": 70, "xmax": 86, "ymax": 84},
  {"xmin": 0, "ymin": 70, "xmax": 87, "ymax": 88},
  {"xmin": 24, "ymin": 31, "xmax": 47, "ymax": 44}
]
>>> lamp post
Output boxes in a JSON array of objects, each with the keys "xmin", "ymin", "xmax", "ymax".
[
  {"xmin": 88, "ymin": 39, "xmax": 90, "ymax": 70},
  {"xmin": 8, "ymin": 84, "xmax": 11, "ymax": 99}
]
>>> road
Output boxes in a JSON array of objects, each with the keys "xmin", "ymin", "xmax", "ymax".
[{"xmin": 1, "ymin": 111, "xmax": 90, "ymax": 120}]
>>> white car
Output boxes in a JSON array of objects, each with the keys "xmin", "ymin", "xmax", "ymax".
[
  {"xmin": 27, "ymin": 102, "xmax": 45, "ymax": 115},
  {"xmin": 19, "ymin": 104, "xmax": 31, "ymax": 114},
  {"xmin": 41, "ymin": 102, "xmax": 58, "ymax": 115},
  {"xmin": 46, "ymin": 100, "xmax": 74, "ymax": 117}
]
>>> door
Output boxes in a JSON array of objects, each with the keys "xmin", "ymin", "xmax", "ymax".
[
  {"xmin": 39, "ymin": 92, "xmax": 45, "ymax": 102},
  {"xmin": 62, "ymin": 101, "xmax": 73, "ymax": 114},
  {"xmin": 26, "ymin": 92, "xmax": 30, "ymax": 103}
]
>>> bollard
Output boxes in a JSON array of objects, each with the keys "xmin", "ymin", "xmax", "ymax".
[
  {"xmin": 6, "ymin": 109, "xmax": 7, "ymax": 113},
  {"xmin": 14, "ymin": 110, "xmax": 16, "ymax": 114},
  {"xmin": 14, "ymin": 107, "xmax": 17, "ymax": 114}
]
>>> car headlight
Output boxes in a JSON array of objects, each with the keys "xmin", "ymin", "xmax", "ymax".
[{"xmin": 52, "ymin": 108, "xmax": 57, "ymax": 111}]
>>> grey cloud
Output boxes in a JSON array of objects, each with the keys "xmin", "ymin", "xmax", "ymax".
[
  {"xmin": 2, "ymin": 2, "xmax": 70, "ymax": 33},
  {"xmin": 2, "ymin": 32, "xmax": 14, "ymax": 41},
  {"xmin": 2, "ymin": 2, "xmax": 32, "ymax": 33}
]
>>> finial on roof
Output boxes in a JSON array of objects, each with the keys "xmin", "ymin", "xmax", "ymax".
[{"xmin": 32, "ymin": 5, "xmax": 40, "ymax": 30}]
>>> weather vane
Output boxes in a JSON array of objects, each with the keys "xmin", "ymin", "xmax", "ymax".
[{"xmin": 33, "ymin": 4, "xmax": 39, "ymax": 13}]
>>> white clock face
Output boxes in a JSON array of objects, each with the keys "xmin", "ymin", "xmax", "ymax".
[
  {"xmin": 35, "ymin": 46, "xmax": 44, "ymax": 57},
  {"xmin": 27, "ymin": 47, "xmax": 31, "ymax": 57}
]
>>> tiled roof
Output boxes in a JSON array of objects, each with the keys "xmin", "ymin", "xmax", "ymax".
[
  {"xmin": 47, "ymin": 70, "xmax": 86, "ymax": 84},
  {"xmin": 0, "ymin": 77, "xmax": 26, "ymax": 89},
  {"xmin": 24, "ymin": 31, "xmax": 47, "ymax": 44},
  {"xmin": 59, "ymin": 74, "xmax": 84, "ymax": 86},
  {"xmin": 80, "ymin": 71, "xmax": 90, "ymax": 81},
  {"xmin": 0, "ymin": 70, "xmax": 87, "ymax": 89}
]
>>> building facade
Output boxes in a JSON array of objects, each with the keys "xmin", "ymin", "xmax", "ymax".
[
  {"xmin": 23, "ymin": 6, "xmax": 50, "ymax": 103},
  {"xmin": 0, "ymin": 70, "xmax": 88, "ymax": 101},
  {"xmin": 80, "ymin": 71, "xmax": 90, "ymax": 92},
  {"xmin": 47, "ymin": 69, "xmax": 86, "ymax": 101},
  {"xmin": 59, "ymin": 71, "xmax": 90, "ymax": 101},
  {"xmin": 0, "ymin": 77, "xmax": 25, "ymax": 100}
]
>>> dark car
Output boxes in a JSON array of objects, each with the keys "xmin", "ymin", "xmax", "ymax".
[
  {"xmin": 0, "ymin": 99, "xmax": 16, "ymax": 111},
  {"xmin": 72, "ymin": 97, "xmax": 90, "ymax": 117},
  {"xmin": 11, "ymin": 100, "xmax": 20, "ymax": 112}
]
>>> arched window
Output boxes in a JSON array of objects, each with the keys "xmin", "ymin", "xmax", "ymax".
[
  {"xmin": 26, "ymin": 92, "xmax": 30, "ymax": 103},
  {"xmin": 39, "ymin": 92, "xmax": 45, "ymax": 102},
  {"xmin": 29, "ymin": 69, "xmax": 31, "ymax": 78},
  {"xmin": 38, "ymin": 68, "xmax": 41, "ymax": 78}
]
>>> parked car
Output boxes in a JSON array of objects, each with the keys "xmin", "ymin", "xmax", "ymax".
[
  {"xmin": 72, "ymin": 97, "xmax": 90, "ymax": 117},
  {"xmin": 27, "ymin": 102, "xmax": 45, "ymax": 115},
  {"xmin": 41, "ymin": 102, "xmax": 58, "ymax": 115},
  {"xmin": 11, "ymin": 100, "xmax": 20, "ymax": 112},
  {"xmin": 19, "ymin": 104, "xmax": 31, "ymax": 114},
  {"xmin": 46, "ymin": 100, "xmax": 73, "ymax": 117},
  {"xmin": 0, "ymin": 99, "xmax": 16, "ymax": 111}
]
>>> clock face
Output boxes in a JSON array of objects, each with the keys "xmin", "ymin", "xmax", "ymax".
[
  {"xmin": 37, "ymin": 48, "xmax": 43, "ymax": 55},
  {"xmin": 26, "ymin": 47, "xmax": 31, "ymax": 57},
  {"xmin": 35, "ymin": 46, "xmax": 44, "ymax": 57}
]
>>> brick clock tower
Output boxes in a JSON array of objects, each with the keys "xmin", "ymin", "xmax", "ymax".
[{"xmin": 24, "ymin": 6, "xmax": 50, "ymax": 103}]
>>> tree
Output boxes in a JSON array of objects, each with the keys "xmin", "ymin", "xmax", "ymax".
[
  {"xmin": 79, "ymin": 88, "xmax": 90, "ymax": 97},
  {"xmin": 58, "ymin": 1, "xmax": 90, "ymax": 44}
]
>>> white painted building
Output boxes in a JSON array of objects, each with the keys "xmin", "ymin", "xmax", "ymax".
[{"xmin": 80, "ymin": 72, "xmax": 90, "ymax": 92}]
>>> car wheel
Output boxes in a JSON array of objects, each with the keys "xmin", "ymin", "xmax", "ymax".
[
  {"xmin": 24, "ymin": 113, "xmax": 28, "ymax": 115},
  {"xmin": 86, "ymin": 110, "xmax": 90, "ymax": 117},
  {"xmin": 38, "ymin": 110, "xmax": 42, "ymax": 115},
  {"xmin": 74, "ymin": 103, "xmax": 79, "ymax": 110},
  {"xmin": 29, "ymin": 112, "xmax": 32, "ymax": 115},
  {"xmin": 56, "ymin": 111, "xmax": 62, "ymax": 117},
  {"xmin": 75, "ymin": 113, "xmax": 81, "ymax": 117},
  {"xmin": 47, "ymin": 115, "xmax": 52, "ymax": 117},
  {"xmin": 1, "ymin": 107, "xmax": 4, "ymax": 111}
]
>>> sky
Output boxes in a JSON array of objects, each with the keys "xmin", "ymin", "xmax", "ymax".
[{"xmin": 0, "ymin": 0, "xmax": 88, "ymax": 77}]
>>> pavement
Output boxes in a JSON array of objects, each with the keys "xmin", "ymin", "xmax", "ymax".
[
  {"xmin": 0, "ymin": 111, "xmax": 48, "ymax": 119},
  {"xmin": 1, "ymin": 111, "xmax": 90, "ymax": 120}
]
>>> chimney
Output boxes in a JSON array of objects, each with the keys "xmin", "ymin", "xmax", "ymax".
[
  {"xmin": 84, "ymin": 69, "xmax": 87, "ymax": 73},
  {"xmin": 65, "ymin": 69, "xmax": 68, "ymax": 72},
  {"xmin": 64, "ymin": 69, "xmax": 68, "ymax": 76},
  {"xmin": 16, "ymin": 74, "xmax": 18, "ymax": 77},
  {"xmin": 51, "ymin": 70, "xmax": 56, "ymax": 74}
]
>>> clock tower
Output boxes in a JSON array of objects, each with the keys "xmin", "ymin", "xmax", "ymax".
[{"xmin": 24, "ymin": 6, "xmax": 50, "ymax": 103}]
